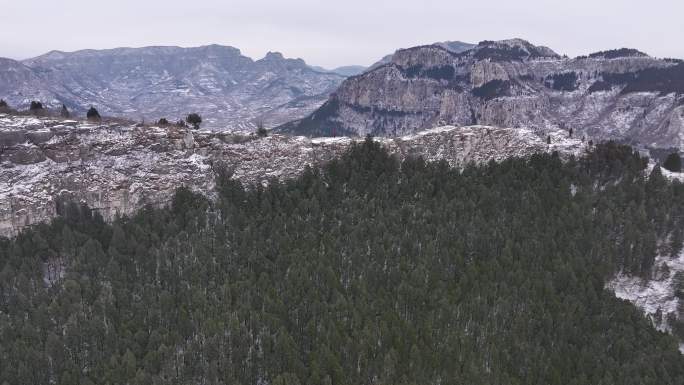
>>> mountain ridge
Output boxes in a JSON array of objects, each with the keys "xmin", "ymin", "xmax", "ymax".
[
  {"xmin": 276, "ymin": 38, "xmax": 684, "ymax": 149},
  {"xmin": 0, "ymin": 111, "xmax": 582, "ymax": 237},
  {"xmin": 1, "ymin": 44, "xmax": 346, "ymax": 130}
]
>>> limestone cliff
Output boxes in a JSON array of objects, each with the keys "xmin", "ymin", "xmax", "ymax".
[
  {"xmin": 277, "ymin": 39, "xmax": 684, "ymax": 149},
  {"xmin": 0, "ymin": 113, "xmax": 583, "ymax": 237}
]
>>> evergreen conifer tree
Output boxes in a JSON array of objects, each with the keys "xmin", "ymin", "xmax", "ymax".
[
  {"xmin": 186, "ymin": 113, "xmax": 202, "ymax": 129},
  {"xmin": 256, "ymin": 120, "xmax": 268, "ymax": 137},
  {"xmin": 663, "ymin": 152, "xmax": 682, "ymax": 172},
  {"xmin": 86, "ymin": 106, "xmax": 101, "ymax": 121},
  {"xmin": 29, "ymin": 101, "xmax": 43, "ymax": 111},
  {"xmin": 60, "ymin": 104, "xmax": 70, "ymax": 118}
]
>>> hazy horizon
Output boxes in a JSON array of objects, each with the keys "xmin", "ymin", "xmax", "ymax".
[{"xmin": 1, "ymin": 0, "xmax": 683, "ymax": 68}]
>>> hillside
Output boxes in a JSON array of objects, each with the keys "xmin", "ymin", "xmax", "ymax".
[
  {"xmin": 3, "ymin": 37, "xmax": 684, "ymax": 384},
  {"xmin": 2, "ymin": 138, "xmax": 684, "ymax": 384}
]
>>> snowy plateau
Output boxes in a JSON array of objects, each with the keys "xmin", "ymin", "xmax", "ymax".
[{"xmin": 0, "ymin": 113, "xmax": 583, "ymax": 237}]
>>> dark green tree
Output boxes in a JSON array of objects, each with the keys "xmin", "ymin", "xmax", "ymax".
[
  {"xmin": 60, "ymin": 104, "xmax": 70, "ymax": 118},
  {"xmin": 663, "ymin": 152, "xmax": 682, "ymax": 172},
  {"xmin": 186, "ymin": 113, "xmax": 202, "ymax": 129},
  {"xmin": 86, "ymin": 106, "xmax": 101, "ymax": 121},
  {"xmin": 1, "ymin": 139, "xmax": 684, "ymax": 385},
  {"xmin": 256, "ymin": 120, "xmax": 268, "ymax": 137}
]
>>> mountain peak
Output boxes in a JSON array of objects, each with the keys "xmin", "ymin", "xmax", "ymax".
[
  {"xmin": 256, "ymin": 51, "xmax": 311, "ymax": 71},
  {"xmin": 263, "ymin": 51, "xmax": 285, "ymax": 60},
  {"xmin": 38, "ymin": 50, "xmax": 68, "ymax": 60},
  {"xmin": 434, "ymin": 41, "xmax": 477, "ymax": 53},
  {"xmin": 587, "ymin": 48, "xmax": 650, "ymax": 59}
]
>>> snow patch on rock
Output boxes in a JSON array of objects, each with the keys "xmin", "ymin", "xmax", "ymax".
[{"xmin": 608, "ymin": 252, "xmax": 684, "ymax": 353}]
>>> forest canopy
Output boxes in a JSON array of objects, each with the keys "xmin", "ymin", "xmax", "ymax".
[{"xmin": 1, "ymin": 138, "xmax": 684, "ymax": 385}]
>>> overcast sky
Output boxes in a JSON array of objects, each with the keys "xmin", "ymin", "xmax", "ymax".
[{"xmin": 1, "ymin": 0, "xmax": 682, "ymax": 68}]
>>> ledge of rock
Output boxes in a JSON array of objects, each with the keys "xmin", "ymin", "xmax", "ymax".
[{"xmin": 0, "ymin": 114, "xmax": 584, "ymax": 237}]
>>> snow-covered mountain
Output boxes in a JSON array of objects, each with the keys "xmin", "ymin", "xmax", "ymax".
[
  {"xmin": 310, "ymin": 41, "xmax": 476, "ymax": 77},
  {"xmin": 277, "ymin": 39, "xmax": 684, "ymax": 150},
  {"xmin": 0, "ymin": 45, "xmax": 346, "ymax": 130},
  {"xmin": 367, "ymin": 40, "xmax": 476, "ymax": 71}
]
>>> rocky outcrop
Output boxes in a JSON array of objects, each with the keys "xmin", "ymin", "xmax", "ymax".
[
  {"xmin": 0, "ymin": 113, "xmax": 583, "ymax": 237},
  {"xmin": 277, "ymin": 39, "xmax": 684, "ymax": 149},
  {"xmin": 367, "ymin": 40, "xmax": 476, "ymax": 72},
  {"xmin": 0, "ymin": 45, "xmax": 345, "ymax": 130}
]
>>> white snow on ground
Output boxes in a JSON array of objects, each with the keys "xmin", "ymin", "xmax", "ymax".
[
  {"xmin": 609, "ymin": 253, "xmax": 684, "ymax": 323},
  {"xmin": 659, "ymin": 167, "xmax": 684, "ymax": 183},
  {"xmin": 310, "ymin": 136, "xmax": 353, "ymax": 145},
  {"xmin": 399, "ymin": 125, "xmax": 463, "ymax": 140},
  {"xmin": 608, "ymin": 252, "xmax": 684, "ymax": 353}
]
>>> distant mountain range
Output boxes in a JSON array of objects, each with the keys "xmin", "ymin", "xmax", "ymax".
[
  {"xmin": 277, "ymin": 39, "xmax": 684, "ymax": 149},
  {"xmin": 0, "ymin": 45, "xmax": 346, "ymax": 130},
  {"xmin": 0, "ymin": 41, "xmax": 482, "ymax": 131},
  {"xmin": 309, "ymin": 65, "xmax": 368, "ymax": 77},
  {"xmin": 5, "ymin": 39, "xmax": 682, "ymax": 149}
]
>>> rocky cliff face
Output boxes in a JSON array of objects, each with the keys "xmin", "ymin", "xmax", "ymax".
[
  {"xmin": 277, "ymin": 39, "xmax": 684, "ymax": 149},
  {"xmin": 0, "ymin": 46, "xmax": 345, "ymax": 130},
  {"xmin": 0, "ymin": 112, "xmax": 583, "ymax": 237}
]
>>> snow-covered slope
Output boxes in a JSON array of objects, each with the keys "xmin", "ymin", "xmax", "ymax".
[
  {"xmin": 606, "ymin": 166, "xmax": 684, "ymax": 353},
  {"xmin": 0, "ymin": 45, "xmax": 345, "ymax": 131},
  {"xmin": 608, "ymin": 251, "xmax": 684, "ymax": 353},
  {"xmin": 609, "ymin": 252, "xmax": 684, "ymax": 329},
  {"xmin": 0, "ymin": 113, "xmax": 583, "ymax": 237}
]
